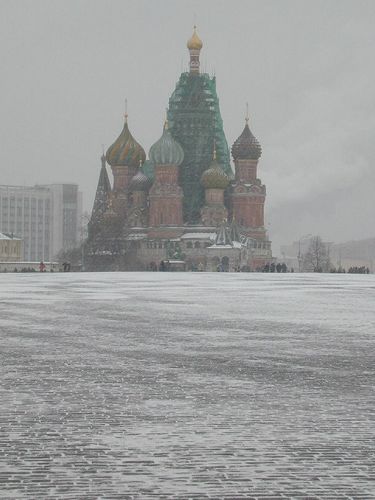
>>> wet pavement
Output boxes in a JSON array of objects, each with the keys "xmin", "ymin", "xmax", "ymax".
[{"xmin": 0, "ymin": 272, "xmax": 374, "ymax": 499}]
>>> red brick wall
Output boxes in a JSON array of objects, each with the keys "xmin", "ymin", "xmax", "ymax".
[
  {"xmin": 131, "ymin": 191, "xmax": 146, "ymax": 207},
  {"xmin": 149, "ymin": 197, "xmax": 183, "ymax": 226},
  {"xmin": 111, "ymin": 165, "xmax": 137, "ymax": 191},
  {"xmin": 149, "ymin": 165, "xmax": 183, "ymax": 226},
  {"xmin": 205, "ymin": 188, "xmax": 224, "ymax": 205},
  {"xmin": 232, "ymin": 196, "xmax": 265, "ymax": 228},
  {"xmin": 234, "ymin": 159, "xmax": 258, "ymax": 184},
  {"xmin": 153, "ymin": 165, "xmax": 179, "ymax": 185}
]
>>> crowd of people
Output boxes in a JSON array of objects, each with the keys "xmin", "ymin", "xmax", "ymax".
[
  {"xmin": 347, "ymin": 266, "xmax": 371, "ymax": 274},
  {"xmin": 1, "ymin": 260, "xmax": 372, "ymax": 274},
  {"xmin": 262, "ymin": 263, "xmax": 289, "ymax": 273}
]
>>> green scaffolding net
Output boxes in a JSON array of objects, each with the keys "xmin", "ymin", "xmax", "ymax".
[{"xmin": 166, "ymin": 72, "xmax": 232, "ymax": 223}]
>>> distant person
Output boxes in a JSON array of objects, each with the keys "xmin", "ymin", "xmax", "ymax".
[
  {"xmin": 62, "ymin": 262, "xmax": 71, "ymax": 272},
  {"xmin": 39, "ymin": 261, "xmax": 46, "ymax": 272}
]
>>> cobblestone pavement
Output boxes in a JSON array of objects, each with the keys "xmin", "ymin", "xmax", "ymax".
[{"xmin": 0, "ymin": 272, "xmax": 374, "ymax": 499}]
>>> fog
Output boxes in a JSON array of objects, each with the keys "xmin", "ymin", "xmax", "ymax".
[{"xmin": 1, "ymin": 0, "xmax": 374, "ymax": 253}]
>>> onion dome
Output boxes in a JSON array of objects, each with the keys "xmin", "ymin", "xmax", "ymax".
[
  {"xmin": 106, "ymin": 117, "xmax": 146, "ymax": 167},
  {"xmin": 231, "ymin": 119, "xmax": 262, "ymax": 161},
  {"xmin": 187, "ymin": 26, "xmax": 203, "ymax": 50},
  {"xmin": 129, "ymin": 163, "xmax": 151, "ymax": 192},
  {"xmin": 201, "ymin": 148, "xmax": 230, "ymax": 190},
  {"xmin": 149, "ymin": 121, "xmax": 184, "ymax": 166}
]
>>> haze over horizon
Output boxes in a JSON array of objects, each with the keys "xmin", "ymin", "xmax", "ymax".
[{"xmin": 1, "ymin": 0, "xmax": 374, "ymax": 254}]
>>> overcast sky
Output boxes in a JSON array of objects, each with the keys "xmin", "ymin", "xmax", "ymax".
[{"xmin": 1, "ymin": 0, "xmax": 374, "ymax": 253}]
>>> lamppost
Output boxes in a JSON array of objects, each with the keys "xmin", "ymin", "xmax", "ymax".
[{"xmin": 80, "ymin": 214, "xmax": 90, "ymax": 272}]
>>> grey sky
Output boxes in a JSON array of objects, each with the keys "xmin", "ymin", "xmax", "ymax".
[{"xmin": 1, "ymin": 0, "xmax": 374, "ymax": 253}]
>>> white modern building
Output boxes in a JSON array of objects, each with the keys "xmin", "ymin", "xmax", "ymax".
[{"xmin": 0, "ymin": 184, "xmax": 82, "ymax": 261}]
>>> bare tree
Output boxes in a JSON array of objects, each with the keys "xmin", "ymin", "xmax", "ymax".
[{"xmin": 302, "ymin": 235, "xmax": 330, "ymax": 272}]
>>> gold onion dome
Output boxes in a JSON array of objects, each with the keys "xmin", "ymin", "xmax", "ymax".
[
  {"xmin": 106, "ymin": 117, "xmax": 146, "ymax": 167},
  {"xmin": 149, "ymin": 121, "xmax": 184, "ymax": 166},
  {"xmin": 187, "ymin": 26, "xmax": 203, "ymax": 50},
  {"xmin": 201, "ymin": 149, "xmax": 230, "ymax": 189},
  {"xmin": 129, "ymin": 163, "xmax": 151, "ymax": 192},
  {"xmin": 231, "ymin": 121, "xmax": 262, "ymax": 161}
]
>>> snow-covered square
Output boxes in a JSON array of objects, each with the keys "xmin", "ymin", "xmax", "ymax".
[{"xmin": 1, "ymin": 273, "xmax": 374, "ymax": 498}]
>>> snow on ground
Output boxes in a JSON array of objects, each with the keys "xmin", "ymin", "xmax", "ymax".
[{"xmin": 0, "ymin": 272, "xmax": 374, "ymax": 499}]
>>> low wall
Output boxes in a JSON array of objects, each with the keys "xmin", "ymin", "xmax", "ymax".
[{"xmin": 0, "ymin": 262, "xmax": 60, "ymax": 272}]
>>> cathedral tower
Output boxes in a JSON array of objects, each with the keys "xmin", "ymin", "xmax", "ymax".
[
  {"xmin": 167, "ymin": 28, "xmax": 231, "ymax": 223},
  {"xmin": 148, "ymin": 122, "xmax": 184, "ymax": 226},
  {"xmin": 128, "ymin": 161, "xmax": 151, "ymax": 227},
  {"xmin": 230, "ymin": 115, "xmax": 266, "ymax": 238},
  {"xmin": 200, "ymin": 145, "xmax": 229, "ymax": 226},
  {"xmin": 105, "ymin": 113, "xmax": 146, "ymax": 218}
]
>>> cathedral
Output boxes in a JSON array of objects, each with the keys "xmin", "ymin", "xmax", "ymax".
[{"xmin": 86, "ymin": 28, "xmax": 272, "ymax": 271}]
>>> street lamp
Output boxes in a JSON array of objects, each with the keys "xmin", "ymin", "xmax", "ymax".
[{"xmin": 80, "ymin": 214, "xmax": 90, "ymax": 272}]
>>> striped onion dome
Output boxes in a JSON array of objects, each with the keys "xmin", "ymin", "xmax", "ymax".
[
  {"xmin": 149, "ymin": 121, "xmax": 184, "ymax": 166},
  {"xmin": 201, "ymin": 150, "xmax": 230, "ymax": 189},
  {"xmin": 106, "ymin": 117, "xmax": 146, "ymax": 167},
  {"xmin": 129, "ymin": 164, "xmax": 151, "ymax": 192},
  {"xmin": 231, "ymin": 120, "xmax": 262, "ymax": 161}
]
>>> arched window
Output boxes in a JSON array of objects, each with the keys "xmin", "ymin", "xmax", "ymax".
[
  {"xmin": 194, "ymin": 241, "xmax": 200, "ymax": 249},
  {"xmin": 186, "ymin": 241, "xmax": 193, "ymax": 249}
]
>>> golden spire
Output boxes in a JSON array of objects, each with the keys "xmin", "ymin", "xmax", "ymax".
[
  {"xmin": 124, "ymin": 98, "xmax": 128, "ymax": 123},
  {"xmin": 187, "ymin": 25, "xmax": 203, "ymax": 50},
  {"xmin": 101, "ymin": 145, "xmax": 106, "ymax": 167},
  {"xmin": 245, "ymin": 102, "xmax": 249, "ymax": 124}
]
